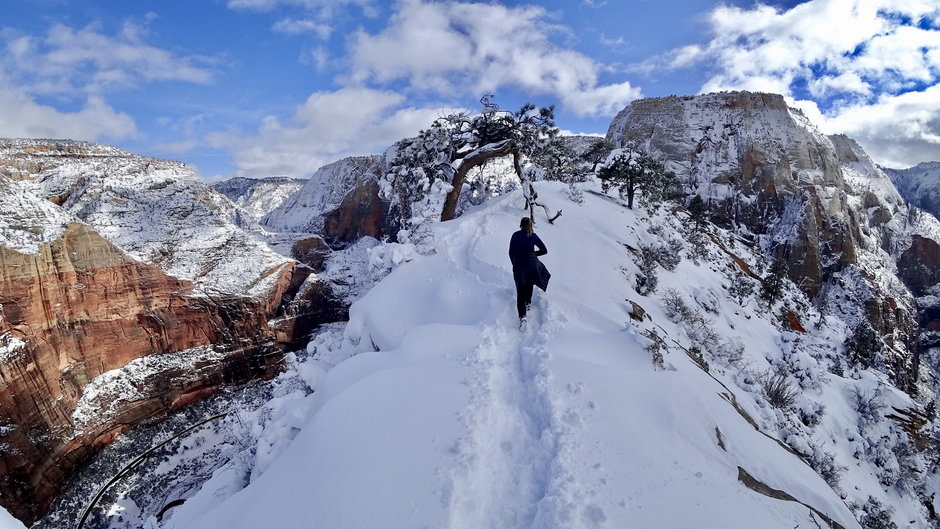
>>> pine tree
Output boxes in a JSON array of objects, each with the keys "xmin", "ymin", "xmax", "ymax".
[
  {"xmin": 598, "ymin": 142, "xmax": 676, "ymax": 209},
  {"xmin": 760, "ymin": 259, "xmax": 787, "ymax": 305}
]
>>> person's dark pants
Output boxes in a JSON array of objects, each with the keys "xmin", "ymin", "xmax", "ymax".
[{"xmin": 516, "ymin": 282, "xmax": 533, "ymax": 319}]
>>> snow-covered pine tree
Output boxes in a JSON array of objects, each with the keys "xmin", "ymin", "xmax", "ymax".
[
  {"xmin": 598, "ymin": 141, "xmax": 677, "ymax": 209},
  {"xmin": 381, "ymin": 95, "xmax": 561, "ymax": 237}
]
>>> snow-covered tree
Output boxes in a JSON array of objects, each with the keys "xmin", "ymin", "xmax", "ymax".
[
  {"xmin": 381, "ymin": 95, "xmax": 561, "ymax": 235},
  {"xmin": 598, "ymin": 142, "xmax": 677, "ymax": 209}
]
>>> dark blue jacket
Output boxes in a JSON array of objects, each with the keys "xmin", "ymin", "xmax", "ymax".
[{"xmin": 509, "ymin": 230, "xmax": 550, "ymax": 290}]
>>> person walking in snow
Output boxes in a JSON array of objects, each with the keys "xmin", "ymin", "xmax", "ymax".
[{"xmin": 509, "ymin": 217, "xmax": 550, "ymax": 324}]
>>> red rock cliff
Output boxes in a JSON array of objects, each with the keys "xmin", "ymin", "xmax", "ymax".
[{"xmin": 0, "ymin": 223, "xmax": 283, "ymax": 523}]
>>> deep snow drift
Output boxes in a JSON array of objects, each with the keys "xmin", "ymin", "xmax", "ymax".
[{"xmin": 137, "ymin": 181, "xmax": 925, "ymax": 529}]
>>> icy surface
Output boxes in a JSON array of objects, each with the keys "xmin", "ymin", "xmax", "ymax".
[
  {"xmin": 159, "ymin": 182, "xmax": 891, "ymax": 529},
  {"xmin": 0, "ymin": 507, "xmax": 25, "ymax": 529}
]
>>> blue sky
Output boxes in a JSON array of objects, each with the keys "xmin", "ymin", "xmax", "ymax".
[{"xmin": 1, "ymin": 0, "xmax": 938, "ymax": 179}]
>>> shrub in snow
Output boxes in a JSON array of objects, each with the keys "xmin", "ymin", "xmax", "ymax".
[
  {"xmin": 798, "ymin": 400, "xmax": 826, "ymax": 428},
  {"xmin": 662, "ymin": 289, "xmax": 692, "ymax": 322},
  {"xmin": 692, "ymin": 287, "xmax": 720, "ymax": 314},
  {"xmin": 809, "ymin": 448, "xmax": 845, "ymax": 490},
  {"xmin": 854, "ymin": 496, "xmax": 898, "ymax": 529},
  {"xmin": 890, "ymin": 439, "xmax": 921, "ymax": 493},
  {"xmin": 756, "ymin": 368, "xmax": 798, "ymax": 411},
  {"xmin": 653, "ymin": 241, "xmax": 683, "ymax": 271},
  {"xmin": 567, "ymin": 182, "xmax": 584, "ymax": 204},
  {"xmin": 635, "ymin": 247, "xmax": 659, "ymax": 295},
  {"xmin": 685, "ymin": 346, "xmax": 709, "ymax": 372},
  {"xmin": 642, "ymin": 329, "xmax": 666, "ymax": 370},
  {"xmin": 683, "ymin": 226, "xmax": 711, "ymax": 261},
  {"xmin": 714, "ymin": 338, "xmax": 745, "ymax": 368},
  {"xmin": 851, "ymin": 386, "xmax": 885, "ymax": 429}
]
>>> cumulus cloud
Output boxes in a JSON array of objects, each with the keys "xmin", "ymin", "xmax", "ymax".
[
  {"xmin": 0, "ymin": 80, "xmax": 135, "ymax": 140},
  {"xmin": 657, "ymin": 0, "xmax": 940, "ymax": 167},
  {"xmin": 2, "ymin": 21, "xmax": 214, "ymax": 96},
  {"xmin": 208, "ymin": 87, "xmax": 450, "ymax": 177},
  {"xmin": 347, "ymin": 0, "xmax": 641, "ymax": 117},
  {"xmin": 819, "ymin": 85, "xmax": 940, "ymax": 169}
]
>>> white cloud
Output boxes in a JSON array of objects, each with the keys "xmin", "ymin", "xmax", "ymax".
[
  {"xmin": 346, "ymin": 0, "xmax": 641, "ymax": 117},
  {"xmin": 0, "ymin": 81, "xmax": 135, "ymax": 140},
  {"xmin": 227, "ymin": 0, "xmax": 378, "ymax": 19},
  {"xmin": 2, "ymin": 21, "xmax": 214, "ymax": 96},
  {"xmin": 813, "ymin": 85, "xmax": 940, "ymax": 169},
  {"xmin": 273, "ymin": 18, "xmax": 333, "ymax": 39},
  {"xmin": 208, "ymin": 87, "xmax": 450, "ymax": 177},
  {"xmin": 659, "ymin": 0, "xmax": 940, "ymax": 167}
]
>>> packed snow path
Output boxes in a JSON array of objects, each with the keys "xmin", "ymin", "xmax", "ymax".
[
  {"xmin": 445, "ymin": 215, "xmax": 604, "ymax": 529},
  {"xmin": 170, "ymin": 183, "xmax": 860, "ymax": 529}
]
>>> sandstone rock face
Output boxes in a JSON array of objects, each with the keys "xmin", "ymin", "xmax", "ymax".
[
  {"xmin": 0, "ymin": 222, "xmax": 280, "ymax": 522},
  {"xmin": 606, "ymin": 91, "xmax": 940, "ymax": 391},
  {"xmin": 898, "ymin": 235, "xmax": 940, "ymax": 296},
  {"xmin": 263, "ymin": 155, "xmax": 394, "ymax": 245},
  {"xmin": 0, "ymin": 142, "xmax": 349, "ymax": 524}
]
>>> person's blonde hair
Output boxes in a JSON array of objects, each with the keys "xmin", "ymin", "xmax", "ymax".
[{"xmin": 520, "ymin": 217, "xmax": 533, "ymax": 236}]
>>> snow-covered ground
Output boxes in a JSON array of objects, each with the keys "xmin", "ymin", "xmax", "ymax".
[
  {"xmin": 0, "ymin": 508, "xmax": 25, "ymax": 529},
  {"xmin": 115, "ymin": 180, "xmax": 940, "ymax": 529}
]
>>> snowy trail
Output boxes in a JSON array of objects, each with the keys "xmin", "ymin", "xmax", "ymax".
[{"xmin": 445, "ymin": 215, "xmax": 603, "ymax": 529}]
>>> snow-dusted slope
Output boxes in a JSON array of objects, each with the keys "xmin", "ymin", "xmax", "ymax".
[
  {"xmin": 9, "ymin": 140, "xmax": 291, "ymax": 296},
  {"xmin": 0, "ymin": 174, "xmax": 75, "ymax": 254},
  {"xmin": 262, "ymin": 155, "xmax": 383, "ymax": 233},
  {"xmin": 884, "ymin": 161, "xmax": 940, "ymax": 221},
  {"xmin": 148, "ymin": 181, "xmax": 940, "ymax": 529},
  {"xmin": 212, "ymin": 176, "xmax": 305, "ymax": 223}
]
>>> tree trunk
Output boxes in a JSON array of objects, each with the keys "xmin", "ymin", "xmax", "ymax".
[{"xmin": 440, "ymin": 140, "xmax": 515, "ymax": 222}]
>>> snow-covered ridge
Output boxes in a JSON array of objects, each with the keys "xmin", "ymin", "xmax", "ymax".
[
  {"xmin": 884, "ymin": 162, "xmax": 940, "ymax": 221},
  {"xmin": 142, "ymin": 182, "xmax": 940, "ymax": 529},
  {"xmin": 0, "ymin": 141, "xmax": 293, "ymax": 296}
]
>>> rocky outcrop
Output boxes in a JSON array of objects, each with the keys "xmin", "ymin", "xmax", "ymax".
[
  {"xmin": 898, "ymin": 235, "xmax": 940, "ymax": 297},
  {"xmin": 212, "ymin": 176, "xmax": 306, "ymax": 224},
  {"xmin": 606, "ymin": 91, "xmax": 932, "ymax": 391},
  {"xmin": 322, "ymin": 179, "xmax": 391, "ymax": 244},
  {"xmin": 0, "ymin": 222, "xmax": 283, "ymax": 523},
  {"xmin": 263, "ymin": 155, "xmax": 394, "ymax": 245},
  {"xmin": 606, "ymin": 92, "xmax": 870, "ymax": 296}
]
